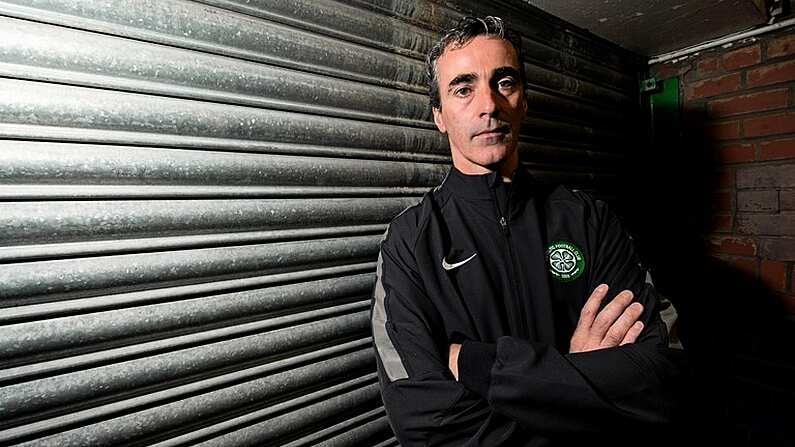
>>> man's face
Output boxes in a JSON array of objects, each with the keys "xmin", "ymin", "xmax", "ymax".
[{"xmin": 432, "ymin": 35, "xmax": 527, "ymax": 175}]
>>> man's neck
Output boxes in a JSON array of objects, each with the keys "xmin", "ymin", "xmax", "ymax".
[
  {"xmin": 451, "ymin": 155, "xmax": 518, "ymax": 182},
  {"xmin": 489, "ymin": 161, "xmax": 518, "ymax": 183},
  {"xmin": 495, "ymin": 155, "xmax": 518, "ymax": 181}
]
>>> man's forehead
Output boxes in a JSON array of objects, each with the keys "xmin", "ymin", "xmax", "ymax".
[{"xmin": 436, "ymin": 36, "xmax": 520, "ymax": 81}]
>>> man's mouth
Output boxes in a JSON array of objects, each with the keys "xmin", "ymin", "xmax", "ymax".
[{"xmin": 473, "ymin": 125, "xmax": 510, "ymax": 138}]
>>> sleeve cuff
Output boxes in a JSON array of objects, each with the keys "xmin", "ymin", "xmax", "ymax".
[{"xmin": 458, "ymin": 340, "xmax": 497, "ymax": 399}]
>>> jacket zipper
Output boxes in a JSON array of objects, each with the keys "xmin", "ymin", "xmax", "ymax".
[{"xmin": 491, "ymin": 187, "xmax": 529, "ymax": 338}]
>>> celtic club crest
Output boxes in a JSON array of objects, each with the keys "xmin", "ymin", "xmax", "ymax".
[{"xmin": 546, "ymin": 241, "xmax": 585, "ymax": 282}]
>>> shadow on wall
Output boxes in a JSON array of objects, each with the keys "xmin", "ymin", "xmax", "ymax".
[{"xmin": 619, "ymin": 105, "xmax": 795, "ymax": 445}]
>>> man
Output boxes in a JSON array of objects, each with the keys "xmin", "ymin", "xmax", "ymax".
[{"xmin": 371, "ymin": 16, "xmax": 679, "ymax": 446}]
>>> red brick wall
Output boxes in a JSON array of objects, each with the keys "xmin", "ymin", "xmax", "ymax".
[{"xmin": 651, "ymin": 28, "xmax": 795, "ymax": 312}]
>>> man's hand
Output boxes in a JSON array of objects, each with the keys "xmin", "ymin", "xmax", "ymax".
[
  {"xmin": 448, "ymin": 343, "xmax": 461, "ymax": 380},
  {"xmin": 569, "ymin": 284, "xmax": 644, "ymax": 353}
]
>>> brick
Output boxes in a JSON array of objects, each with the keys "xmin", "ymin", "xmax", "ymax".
[
  {"xmin": 728, "ymin": 256, "xmax": 759, "ymax": 277},
  {"xmin": 717, "ymin": 143, "xmax": 754, "ymax": 163},
  {"xmin": 697, "ymin": 57, "xmax": 720, "ymax": 76},
  {"xmin": 722, "ymin": 44, "xmax": 761, "ymax": 70},
  {"xmin": 716, "ymin": 169, "xmax": 734, "ymax": 189},
  {"xmin": 737, "ymin": 190, "xmax": 779, "ymax": 212},
  {"xmin": 759, "ymin": 238, "xmax": 795, "ymax": 261},
  {"xmin": 652, "ymin": 60, "xmax": 692, "ymax": 79},
  {"xmin": 687, "ymin": 73, "xmax": 742, "ymax": 100},
  {"xmin": 747, "ymin": 59, "xmax": 795, "ymax": 88},
  {"xmin": 711, "ymin": 213, "xmax": 733, "ymax": 232},
  {"xmin": 761, "ymin": 260, "xmax": 788, "ymax": 291},
  {"xmin": 767, "ymin": 34, "xmax": 795, "ymax": 59},
  {"xmin": 777, "ymin": 293, "xmax": 795, "ymax": 315},
  {"xmin": 706, "ymin": 120, "xmax": 741, "ymax": 140},
  {"xmin": 709, "ymin": 236, "xmax": 757, "ymax": 256},
  {"xmin": 707, "ymin": 88, "xmax": 789, "ymax": 118},
  {"xmin": 781, "ymin": 191, "xmax": 795, "ymax": 210},
  {"xmin": 736, "ymin": 212, "xmax": 795, "ymax": 236},
  {"xmin": 759, "ymin": 137, "xmax": 795, "ymax": 161},
  {"xmin": 743, "ymin": 112, "xmax": 795, "ymax": 137},
  {"xmin": 737, "ymin": 164, "xmax": 795, "ymax": 188},
  {"xmin": 713, "ymin": 191, "xmax": 733, "ymax": 210},
  {"xmin": 682, "ymin": 101, "xmax": 708, "ymax": 120}
]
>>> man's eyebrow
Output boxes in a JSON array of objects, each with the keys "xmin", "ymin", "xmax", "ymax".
[
  {"xmin": 447, "ymin": 73, "xmax": 477, "ymax": 90},
  {"xmin": 492, "ymin": 66, "xmax": 521, "ymax": 80}
]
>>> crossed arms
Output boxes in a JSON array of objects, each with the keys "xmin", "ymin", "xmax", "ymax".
[
  {"xmin": 448, "ymin": 284, "xmax": 648, "ymax": 379},
  {"xmin": 372, "ymin": 202, "xmax": 680, "ymax": 446}
]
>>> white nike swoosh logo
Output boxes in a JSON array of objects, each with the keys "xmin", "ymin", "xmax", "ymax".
[{"xmin": 441, "ymin": 253, "xmax": 477, "ymax": 271}]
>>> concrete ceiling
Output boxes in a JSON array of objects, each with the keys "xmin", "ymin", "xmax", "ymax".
[{"xmin": 522, "ymin": 0, "xmax": 790, "ymax": 57}]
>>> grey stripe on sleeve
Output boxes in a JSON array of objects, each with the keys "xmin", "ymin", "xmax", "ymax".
[{"xmin": 372, "ymin": 251, "xmax": 409, "ymax": 382}]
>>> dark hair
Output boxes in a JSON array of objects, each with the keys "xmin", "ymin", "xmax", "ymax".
[{"xmin": 426, "ymin": 16, "xmax": 526, "ymax": 109}]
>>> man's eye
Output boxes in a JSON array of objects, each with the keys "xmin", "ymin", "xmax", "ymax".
[
  {"xmin": 498, "ymin": 78, "xmax": 516, "ymax": 89},
  {"xmin": 454, "ymin": 87, "xmax": 471, "ymax": 97}
]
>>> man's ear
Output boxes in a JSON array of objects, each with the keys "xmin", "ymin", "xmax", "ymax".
[{"xmin": 432, "ymin": 107, "xmax": 447, "ymax": 133}]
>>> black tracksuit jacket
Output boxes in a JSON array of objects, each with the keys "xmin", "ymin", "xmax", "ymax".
[{"xmin": 371, "ymin": 166, "xmax": 680, "ymax": 446}]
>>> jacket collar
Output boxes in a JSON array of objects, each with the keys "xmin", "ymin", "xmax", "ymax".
[{"xmin": 441, "ymin": 164, "xmax": 535, "ymax": 200}]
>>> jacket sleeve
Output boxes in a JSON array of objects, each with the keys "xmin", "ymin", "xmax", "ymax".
[
  {"xmin": 456, "ymin": 194, "xmax": 680, "ymax": 435},
  {"xmin": 372, "ymin": 228, "xmax": 524, "ymax": 446}
]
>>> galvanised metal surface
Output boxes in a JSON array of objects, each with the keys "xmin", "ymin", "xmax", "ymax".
[
  {"xmin": 193, "ymin": 382, "xmax": 384, "ymax": 447},
  {"xmin": 0, "ymin": 0, "xmax": 644, "ymax": 445},
  {"xmin": 2, "ymin": 310, "xmax": 370, "ymax": 420},
  {"xmin": 11, "ymin": 344, "xmax": 376, "ymax": 446},
  {"xmin": 0, "ymin": 236, "xmax": 381, "ymax": 300},
  {"xmin": 0, "ymin": 200, "xmax": 403, "ymax": 249},
  {"xmin": 0, "ymin": 0, "xmax": 427, "ymax": 91},
  {"xmin": 194, "ymin": 0, "xmax": 437, "ymax": 59},
  {"xmin": 0, "ymin": 142, "xmax": 447, "ymax": 186},
  {"xmin": 0, "ymin": 275, "xmax": 375, "ymax": 361},
  {"xmin": 0, "ymin": 17, "xmax": 431, "ymax": 126},
  {"xmin": 0, "ymin": 79, "xmax": 447, "ymax": 153}
]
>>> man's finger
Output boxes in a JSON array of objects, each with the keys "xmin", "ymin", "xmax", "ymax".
[
  {"xmin": 590, "ymin": 290, "xmax": 634, "ymax": 337},
  {"xmin": 602, "ymin": 302, "xmax": 644, "ymax": 347},
  {"xmin": 576, "ymin": 284, "xmax": 608, "ymax": 330},
  {"xmin": 448, "ymin": 343, "xmax": 461, "ymax": 381},
  {"xmin": 619, "ymin": 321, "xmax": 644, "ymax": 345}
]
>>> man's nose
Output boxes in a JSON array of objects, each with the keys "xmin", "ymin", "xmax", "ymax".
[{"xmin": 476, "ymin": 88, "xmax": 500, "ymax": 118}]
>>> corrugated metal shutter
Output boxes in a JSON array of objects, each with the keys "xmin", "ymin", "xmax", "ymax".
[{"xmin": 0, "ymin": 1, "xmax": 642, "ymax": 445}]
